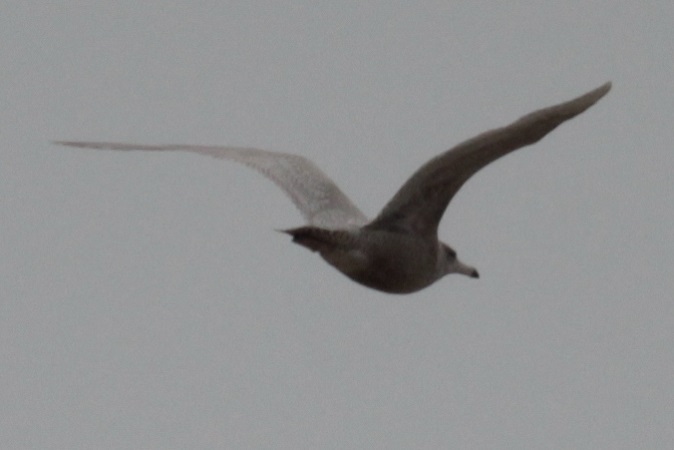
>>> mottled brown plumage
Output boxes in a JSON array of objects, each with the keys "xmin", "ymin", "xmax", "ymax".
[{"xmin": 55, "ymin": 82, "xmax": 610, "ymax": 293}]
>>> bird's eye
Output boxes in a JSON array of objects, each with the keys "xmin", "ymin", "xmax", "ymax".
[{"xmin": 444, "ymin": 246, "xmax": 456, "ymax": 259}]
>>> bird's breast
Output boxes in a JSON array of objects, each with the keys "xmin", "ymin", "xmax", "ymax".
[{"xmin": 319, "ymin": 230, "xmax": 440, "ymax": 293}]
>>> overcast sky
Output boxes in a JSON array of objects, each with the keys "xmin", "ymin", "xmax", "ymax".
[{"xmin": 2, "ymin": 2, "xmax": 673, "ymax": 448}]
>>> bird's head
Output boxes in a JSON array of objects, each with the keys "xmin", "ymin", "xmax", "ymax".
[{"xmin": 439, "ymin": 243, "xmax": 479, "ymax": 279}]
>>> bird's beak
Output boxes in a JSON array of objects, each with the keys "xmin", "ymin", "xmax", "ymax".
[{"xmin": 450, "ymin": 259, "xmax": 479, "ymax": 279}]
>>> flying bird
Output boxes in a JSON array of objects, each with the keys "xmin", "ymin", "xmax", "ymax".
[{"xmin": 56, "ymin": 82, "xmax": 611, "ymax": 293}]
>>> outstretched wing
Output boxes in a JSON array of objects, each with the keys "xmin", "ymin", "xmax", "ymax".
[
  {"xmin": 54, "ymin": 142, "xmax": 368, "ymax": 229},
  {"xmin": 367, "ymin": 82, "xmax": 611, "ymax": 236}
]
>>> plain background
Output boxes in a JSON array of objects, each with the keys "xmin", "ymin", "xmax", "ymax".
[{"xmin": 2, "ymin": 2, "xmax": 673, "ymax": 448}]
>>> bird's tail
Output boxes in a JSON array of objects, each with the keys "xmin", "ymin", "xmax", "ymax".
[{"xmin": 277, "ymin": 226, "xmax": 344, "ymax": 253}]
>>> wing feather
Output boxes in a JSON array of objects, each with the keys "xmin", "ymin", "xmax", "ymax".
[
  {"xmin": 54, "ymin": 142, "xmax": 368, "ymax": 228},
  {"xmin": 368, "ymin": 82, "xmax": 611, "ymax": 236}
]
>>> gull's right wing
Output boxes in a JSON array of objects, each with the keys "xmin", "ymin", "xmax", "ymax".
[{"xmin": 54, "ymin": 142, "xmax": 368, "ymax": 229}]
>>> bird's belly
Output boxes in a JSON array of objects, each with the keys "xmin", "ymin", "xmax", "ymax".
[{"xmin": 320, "ymin": 247, "xmax": 437, "ymax": 294}]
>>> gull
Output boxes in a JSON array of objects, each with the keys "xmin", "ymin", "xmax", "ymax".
[{"xmin": 55, "ymin": 82, "xmax": 611, "ymax": 294}]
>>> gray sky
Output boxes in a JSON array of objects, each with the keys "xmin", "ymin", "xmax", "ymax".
[{"xmin": 2, "ymin": 2, "xmax": 673, "ymax": 448}]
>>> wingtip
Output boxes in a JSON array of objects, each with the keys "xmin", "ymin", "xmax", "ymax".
[
  {"xmin": 589, "ymin": 81, "xmax": 612, "ymax": 101},
  {"xmin": 558, "ymin": 81, "xmax": 612, "ymax": 117},
  {"xmin": 52, "ymin": 140, "xmax": 87, "ymax": 148},
  {"xmin": 598, "ymin": 81, "xmax": 612, "ymax": 94}
]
